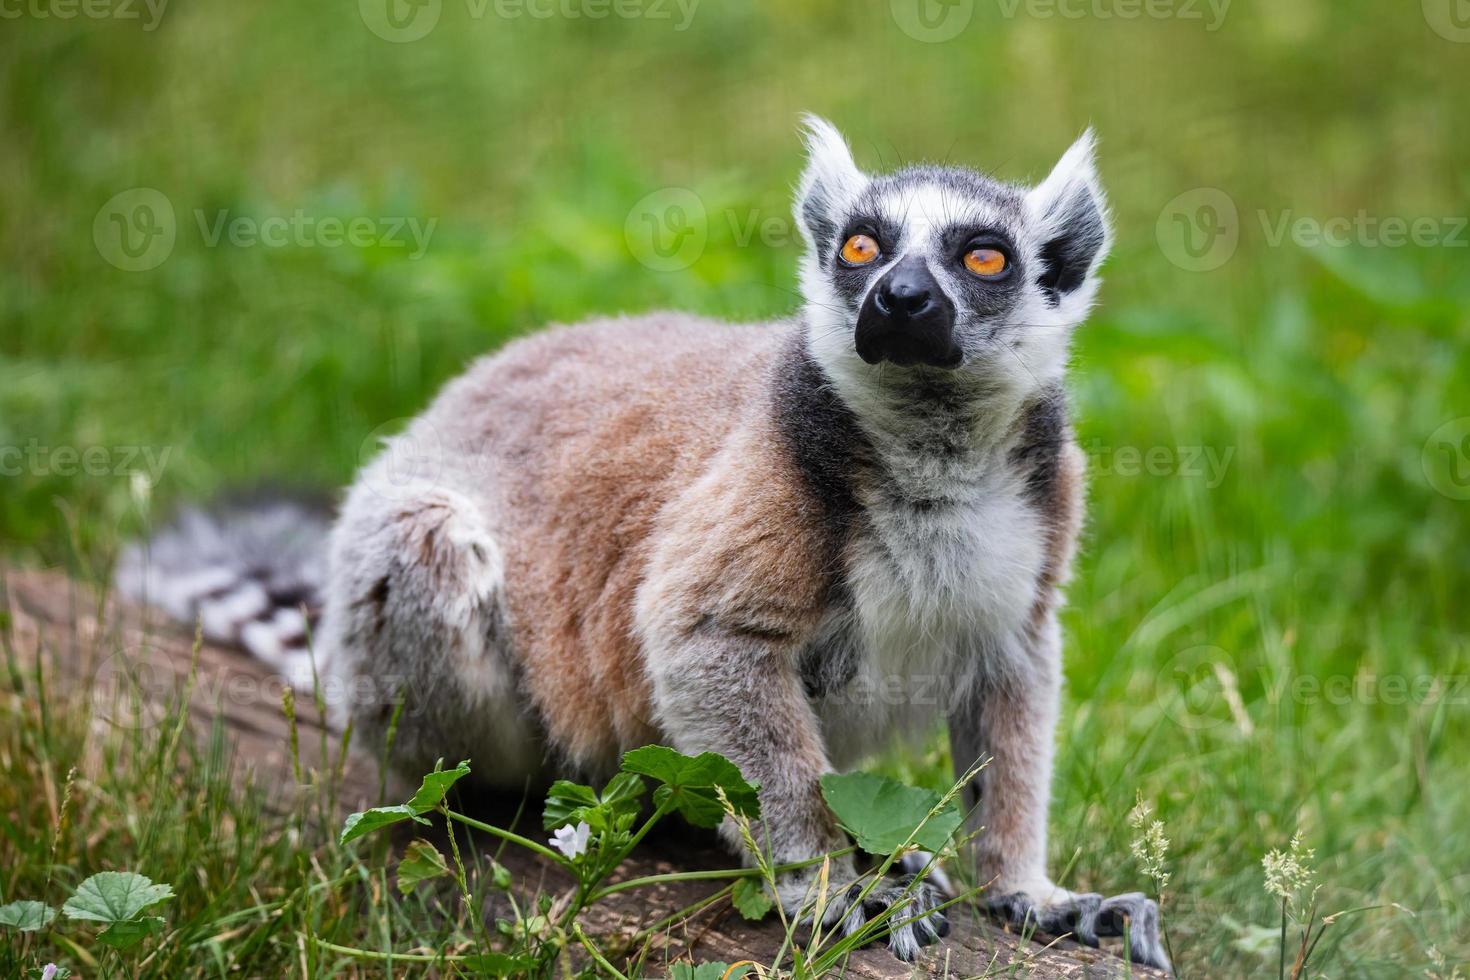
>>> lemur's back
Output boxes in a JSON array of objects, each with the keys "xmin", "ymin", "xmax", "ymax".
[{"xmin": 328, "ymin": 313, "xmax": 805, "ymax": 773}]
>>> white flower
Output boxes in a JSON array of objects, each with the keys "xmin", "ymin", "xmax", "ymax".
[
  {"xmin": 42, "ymin": 965, "xmax": 59, "ymax": 980},
  {"xmin": 550, "ymin": 821, "xmax": 591, "ymax": 859}
]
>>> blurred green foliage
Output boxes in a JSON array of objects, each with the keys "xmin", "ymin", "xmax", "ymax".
[{"xmin": 2, "ymin": 0, "xmax": 1468, "ymax": 974}]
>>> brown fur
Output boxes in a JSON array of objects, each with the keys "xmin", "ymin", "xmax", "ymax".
[{"xmin": 421, "ymin": 314, "xmax": 828, "ymax": 773}]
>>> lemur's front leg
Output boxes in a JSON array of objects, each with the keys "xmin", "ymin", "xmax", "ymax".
[
  {"xmin": 646, "ymin": 624, "xmax": 949, "ymax": 961},
  {"xmin": 949, "ymin": 623, "xmax": 1171, "ymax": 973}
]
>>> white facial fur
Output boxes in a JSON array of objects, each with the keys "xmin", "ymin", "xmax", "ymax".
[{"xmin": 792, "ymin": 115, "xmax": 1111, "ymax": 405}]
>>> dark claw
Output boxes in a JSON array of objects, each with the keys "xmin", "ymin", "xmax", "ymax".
[
  {"xmin": 985, "ymin": 889, "xmax": 1171, "ymax": 975},
  {"xmin": 833, "ymin": 874, "xmax": 949, "ymax": 961}
]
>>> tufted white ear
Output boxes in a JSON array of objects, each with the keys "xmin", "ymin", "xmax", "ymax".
[
  {"xmin": 1025, "ymin": 129, "xmax": 1112, "ymax": 305},
  {"xmin": 793, "ymin": 114, "xmax": 868, "ymax": 251}
]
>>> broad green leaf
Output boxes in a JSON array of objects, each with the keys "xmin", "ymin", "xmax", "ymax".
[
  {"xmin": 544, "ymin": 771, "xmax": 645, "ymax": 831},
  {"xmin": 731, "ymin": 876, "xmax": 773, "ymax": 921},
  {"xmin": 670, "ymin": 963, "xmax": 751, "ymax": 980},
  {"xmin": 406, "ymin": 759, "xmax": 472, "ymax": 813},
  {"xmin": 97, "ymin": 915, "xmax": 165, "ymax": 950},
  {"xmin": 0, "ymin": 900, "xmax": 56, "ymax": 931},
  {"xmin": 543, "ymin": 780, "xmax": 599, "ymax": 830},
  {"xmin": 461, "ymin": 951, "xmax": 535, "ymax": 975},
  {"xmin": 62, "ymin": 872, "xmax": 174, "ymax": 925},
  {"xmin": 339, "ymin": 805, "xmax": 429, "ymax": 845},
  {"xmin": 621, "ymin": 745, "xmax": 760, "ymax": 828},
  {"xmin": 396, "ymin": 839, "xmax": 450, "ymax": 895},
  {"xmin": 819, "ymin": 772, "xmax": 963, "ymax": 855}
]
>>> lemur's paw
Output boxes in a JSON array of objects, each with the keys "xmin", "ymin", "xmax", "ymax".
[
  {"xmin": 895, "ymin": 849, "xmax": 955, "ymax": 898},
  {"xmin": 987, "ymin": 885, "xmax": 1171, "ymax": 974},
  {"xmin": 827, "ymin": 874, "xmax": 950, "ymax": 962}
]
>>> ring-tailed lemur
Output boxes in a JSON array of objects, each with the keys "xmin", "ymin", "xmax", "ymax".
[{"xmin": 117, "ymin": 117, "xmax": 1169, "ymax": 970}]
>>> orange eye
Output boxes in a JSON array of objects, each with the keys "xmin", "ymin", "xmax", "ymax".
[
  {"xmin": 840, "ymin": 234, "xmax": 880, "ymax": 265},
  {"xmin": 963, "ymin": 247, "xmax": 1008, "ymax": 277}
]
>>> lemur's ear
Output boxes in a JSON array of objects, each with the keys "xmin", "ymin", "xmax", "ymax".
[
  {"xmin": 793, "ymin": 114, "xmax": 867, "ymax": 253},
  {"xmin": 1025, "ymin": 129, "xmax": 1112, "ymax": 307}
]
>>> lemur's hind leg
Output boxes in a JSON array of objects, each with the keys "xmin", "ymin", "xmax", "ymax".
[
  {"xmin": 947, "ymin": 619, "xmax": 1171, "ymax": 974},
  {"xmin": 319, "ymin": 482, "xmax": 545, "ymax": 787}
]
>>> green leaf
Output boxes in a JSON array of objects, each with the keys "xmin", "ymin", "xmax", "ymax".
[
  {"xmin": 461, "ymin": 951, "xmax": 535, "ymax": 975},
  {"xmin": 96, "ymin": 915, "xmax": 165, "ymax": 950},
  {"xmin": 621, "ymin": 745, "xmax": 760, "ymax": 828},
  {"xmin": 396, "ymin": 839, "xmax": 450, "ymax": 895},
  {"xmin": 543, "ymin": 780, "xmax": 599, "ymax": 830},
  {"xmin": 819, "ymin": 772, "xmax": 963, "ymax": 855},
  {"xmin": 0, "ymin": 900, "xmax": 56, "ymax": 931},
  {"xmin": 339, "ymin": 805, "xmax": 430, "ymax": 845},
  {"xmin": 544, "ymin": 771, "xmax": 645, "ymax": 831},
  {"xmin": 406, "ymin": 759, "xmax": 472, "ymax": 814},
  {"xmin": 62, "ymin": 872, "xmax": 174, "ymax": 925},
  {"xmin": 671, "ymin": 963, "xmax": 751, "ymax": 980},
  {"xmin": 731, "ymin": 876, "xmax": 774, "ymax": 921}
]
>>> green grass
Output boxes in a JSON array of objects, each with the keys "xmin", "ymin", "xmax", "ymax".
[{"xmin": 3, "ymin": 0, "xmax": 1469, "ymax": 975}]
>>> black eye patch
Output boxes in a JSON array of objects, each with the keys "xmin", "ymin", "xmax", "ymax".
[
  {"xmin": 937, "ymin": 225, "xmax": 1024, "ymax": 322},
  {"xmin": 828, "ymin": 217, "xmax": 901, "ymax": 304}
]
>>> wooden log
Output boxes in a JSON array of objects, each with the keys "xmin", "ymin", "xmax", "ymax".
[{"xmin": 1, "ymin": 567, "xmax": 1163, "ymax": 979}]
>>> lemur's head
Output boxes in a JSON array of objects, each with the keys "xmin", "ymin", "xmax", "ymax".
[{"xmin": 793, "ymin": 115, "xmax": 1110, "ymax": 394}]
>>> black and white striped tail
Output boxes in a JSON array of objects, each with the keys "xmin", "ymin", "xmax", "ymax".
[{"xmin": 115, "ymin": 492, "xmax": 333, "ymax": 687}]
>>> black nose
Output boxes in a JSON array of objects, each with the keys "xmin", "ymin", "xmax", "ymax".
[
  {"xmin": 854, "ymin": 257, "xmax": 960, "ymax": 369},
  {"xmin": 875, "ymin": 270, "xmax": 935, "ymax": 317}
]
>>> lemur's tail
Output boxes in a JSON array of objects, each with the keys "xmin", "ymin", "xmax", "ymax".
[{"xmin": 115, "ymin": 491, "xmax": 333, "ymax": 684}]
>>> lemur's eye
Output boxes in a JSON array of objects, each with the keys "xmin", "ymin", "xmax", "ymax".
[
  {"xmin": 840, "ymin": 234, "xmax": 880, "ymax": 266},
  {"xmin": 963, "ymin": 247, "xmax": 1008, "ymax": 277}
]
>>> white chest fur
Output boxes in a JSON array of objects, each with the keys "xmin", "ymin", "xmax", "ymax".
[
  {"xmin": 852, "ymin": 477, "xmax": 1044, "ymax": 671},
  {"xmin": 816, "ymin": 469, "xmax": 1046, "ymax": 763}
]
